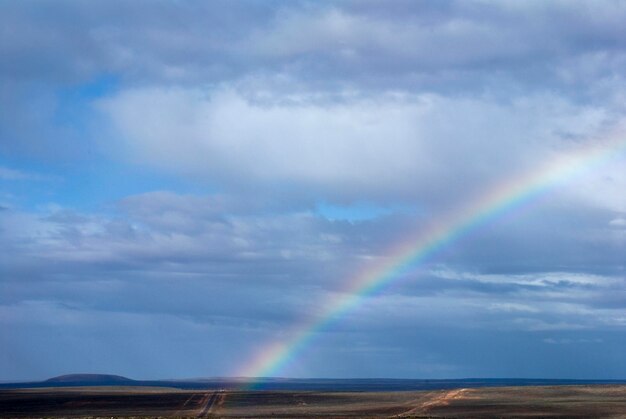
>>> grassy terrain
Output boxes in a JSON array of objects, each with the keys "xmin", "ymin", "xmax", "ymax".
[{"xmin": 1, "ymin": 385, "xmax": 626, "ymax": 417}]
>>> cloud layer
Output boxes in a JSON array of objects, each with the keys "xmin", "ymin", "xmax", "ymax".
[{"xmin": 1, "ymin": 0, "xmax": 625, "ymax": 380}]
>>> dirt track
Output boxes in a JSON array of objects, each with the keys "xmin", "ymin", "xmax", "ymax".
[
  {"xmin": 196, "ymin": 390, "xmax": 224, "ymax": 417},
  {"xmin": 396, "ymin": 388, "xmax": 473, "ymax": 416}
]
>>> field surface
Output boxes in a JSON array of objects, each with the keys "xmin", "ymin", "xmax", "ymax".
[{"xmin": 2, "ymin": 385, "xmax": 626, "ymax": 418}]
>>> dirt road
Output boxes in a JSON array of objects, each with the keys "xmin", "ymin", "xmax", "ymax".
[
  {"xmin": 396, "ymin": 388, "xmax": 472, "ymax": 417},
  {"xmin": 196, "ymin": 390, "xmax": 224, "ymax": 418}
]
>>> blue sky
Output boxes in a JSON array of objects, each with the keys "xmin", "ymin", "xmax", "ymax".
[{"xmin": 1, "ymin": 0, "xmax": 626, "ymax": 381}]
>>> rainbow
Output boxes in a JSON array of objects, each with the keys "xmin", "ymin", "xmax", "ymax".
[{"xmin": 236, "ymin": 126, "xmax": 626, "ymax": 384}]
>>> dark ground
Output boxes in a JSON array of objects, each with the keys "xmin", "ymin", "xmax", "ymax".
[{"xmin": 2, "ymin": 385, "xmax": 626, "ymax": 417}]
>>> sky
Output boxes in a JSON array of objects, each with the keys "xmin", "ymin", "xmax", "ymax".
[{"xmin": 1, "ymin": 0, "xmax": 626, "ymax": 382}]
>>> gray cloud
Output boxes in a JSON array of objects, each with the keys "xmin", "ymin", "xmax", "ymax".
[
  {"xmin": 2, "ymin": 190, "xmax": 623, "ymax": 324},
  {"xmin": 2, "ymin": 1, "xmax": 626, "ymax": 91}
]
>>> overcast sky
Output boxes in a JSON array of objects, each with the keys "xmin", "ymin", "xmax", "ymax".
[{"xmin": 1, "ymin": 0, "xmax": 626, "ymax": 381}]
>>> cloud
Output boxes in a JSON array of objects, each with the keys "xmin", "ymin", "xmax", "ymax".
[
  {"xmin": 97, "ymin": 86, "xmax": 613, "ymax": 205},
  {"xmin": 2, "ymin": 191, "xmax": 624, "ymax": 317},
  {"xmin": 2, "ymin": 1, "xmax": 626, "ymax": 93},
  {"xmin": 2, "ymin": 0, "xmax": 626, "ymax": 380},
  {"xmin": 1, "ymin": 188, "xmax": 625, "ymax": 379},
  {"xmin": 0, "ymin": 166, "xmax": 47, "ymax": 181}
]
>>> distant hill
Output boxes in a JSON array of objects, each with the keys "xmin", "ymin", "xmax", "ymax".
[{"xmin": 45, "ymin": 374, "xmax": 135, "ymax": 385}]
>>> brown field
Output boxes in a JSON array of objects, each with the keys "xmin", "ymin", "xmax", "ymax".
[{"xmin": 1, "ymin": 385, "xmax": 626, "ymax": 418}]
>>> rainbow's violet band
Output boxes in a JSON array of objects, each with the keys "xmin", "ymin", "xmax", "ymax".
[{"xmin": 236, "ymin": 128, "xmax": 626, "ymax": 386}]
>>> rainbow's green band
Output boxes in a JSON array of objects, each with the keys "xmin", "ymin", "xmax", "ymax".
[{"xmin": 237, "ymin": 127, "xmax": 626, "ymax": 385}]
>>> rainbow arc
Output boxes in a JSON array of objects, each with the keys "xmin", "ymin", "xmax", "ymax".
[{"xmin": 236, "ymin": 127, "xmax": 626, "ymax": 384}]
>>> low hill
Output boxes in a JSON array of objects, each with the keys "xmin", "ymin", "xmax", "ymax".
[{"xmin": 44, "ymin": 374, "xmax": 135, "ymax": 385}]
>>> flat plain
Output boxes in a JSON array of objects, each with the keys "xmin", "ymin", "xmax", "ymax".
[{"xmin": 2, "ymin": 385, "xmax": 626, "ymax": 418}]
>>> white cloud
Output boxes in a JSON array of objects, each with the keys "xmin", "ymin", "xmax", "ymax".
[
  {"xmin": 431, "ymin": 268, "xmax": 620, "ymax": 288},
  {"xmin": 543, "ymin": 337, "xmax": 603, "ymax": 345},
  {"xmin": 99, "ymin": 88, "xmax": 428, "ymax": 196},
  {"xmin": 0, "ymin": 166, "xmax": 47, "ymax": 181},
  {"xmin": 488, "ymin": 303, "xmax": 540, "ymax": 313},
  {"xmin": 609, "ymin": 217, "xmax": 626, "ymax": 227},
  {"xmin": 98, "ymin": 87, "xmax": 612, "ymax": 206}
]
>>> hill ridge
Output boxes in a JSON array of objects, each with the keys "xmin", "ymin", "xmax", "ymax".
[{"xmin": 45, "ymin": 374, "xmax": 134, "ymax": 383}]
